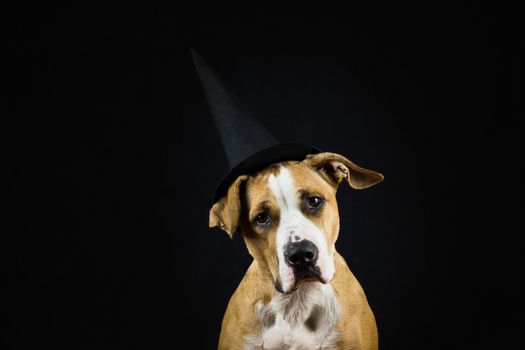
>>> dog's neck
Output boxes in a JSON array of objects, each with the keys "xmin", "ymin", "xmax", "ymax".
[
  {"xmin": 245, "ymin": 281, "xmax": 341, "ymax": 349},
  {"xmin": 264, "ymin": 282, "xmax": 340, "ymax": 328}
]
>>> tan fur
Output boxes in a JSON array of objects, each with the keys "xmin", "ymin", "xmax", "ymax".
[{"xmin": 210, "ymin": 152, "xmax": 383, "ymax": 349}]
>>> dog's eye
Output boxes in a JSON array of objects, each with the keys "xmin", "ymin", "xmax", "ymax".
[
  {"xmin": 254, "ymin": 213, "xmax": 269, "ymax": 225},
  {"xmin": 307, "ymin": 196, "xmax": 324, "ymax": 209}
]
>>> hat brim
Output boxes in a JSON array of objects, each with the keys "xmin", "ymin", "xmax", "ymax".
[{"xmin": 212, "ymin": 143, "xmax": 321, "ymax": 203}]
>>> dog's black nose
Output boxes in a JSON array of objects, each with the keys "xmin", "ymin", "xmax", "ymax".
[{"xmin": 284, "ymin": 240, "xmax": 318, "ymax": 267}]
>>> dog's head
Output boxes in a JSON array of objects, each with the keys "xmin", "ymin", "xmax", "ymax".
[{"xmin": 209, "ymin": 152, "xmax": 383, "ymax": 294}]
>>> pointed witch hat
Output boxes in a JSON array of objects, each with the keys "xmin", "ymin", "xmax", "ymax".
[{"xmin": 191, "ymin": 49, "xmax": 321, "ymax": 203}]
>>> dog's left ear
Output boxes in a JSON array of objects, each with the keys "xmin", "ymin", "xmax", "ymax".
[
  {"xmin": 305, "ymin": 152, "xmax": 384, "ymax": 189},
  {"xmin": 209, "ymin": 175, "xmax": 248, "ymax": 238}
]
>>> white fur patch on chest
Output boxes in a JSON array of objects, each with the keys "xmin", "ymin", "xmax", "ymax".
[{"xmin": 244, "ymin": 282, "xmax": 340, "ymax": 350}]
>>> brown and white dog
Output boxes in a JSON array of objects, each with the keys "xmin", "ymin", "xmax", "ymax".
[{"xmin": 210, "ymin": 152, "xmax": 383, "ymax": 350}]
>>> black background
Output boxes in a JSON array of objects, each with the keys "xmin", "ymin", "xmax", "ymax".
[{"xmin": 6, "ymin": 4, "xmax": 520, "ymax": 350}]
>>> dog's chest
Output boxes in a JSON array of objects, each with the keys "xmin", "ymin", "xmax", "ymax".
[{"xmin": 244, "ymin": 283, "xmax": 340, "ymax": 350}]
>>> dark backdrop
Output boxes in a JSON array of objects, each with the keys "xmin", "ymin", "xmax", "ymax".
[{"xmin": 7, "ymin": 4, "xmax": 519, "ymax": 350}]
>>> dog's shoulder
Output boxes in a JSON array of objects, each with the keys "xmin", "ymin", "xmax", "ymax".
[
  {"xmin": 332, "ymin": 252, "xmax": 379, "ymax": 348},
  {"xmin": 219, "ymin": 261, "xmax": 274, "ymax": 349}
]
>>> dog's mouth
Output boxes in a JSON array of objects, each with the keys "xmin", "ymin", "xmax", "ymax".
[
  {"xmin": 275, "ymin": 265, "xmax": 324, "ymax": 294},
  {"xmin": 294, "ymin": 264, "xmax": 323, "ymax": 284}
]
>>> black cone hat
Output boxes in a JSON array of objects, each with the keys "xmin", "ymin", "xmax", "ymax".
[{"xmin": 191, "ymin": 49, "xmax": 320, "ymax": 203}]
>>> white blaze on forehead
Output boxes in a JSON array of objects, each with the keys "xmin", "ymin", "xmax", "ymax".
[
  {"xmin": 268, "ymin": 166, "xmax": 335, "ymax": 293},
  {"xmin": 268, "ymin": 167, "xmax": 295, "ymax": 212}
]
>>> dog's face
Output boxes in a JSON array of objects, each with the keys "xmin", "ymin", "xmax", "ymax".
[{"xmin": 210, "ymin": 152, "xmax": 383, "ymax": 294}]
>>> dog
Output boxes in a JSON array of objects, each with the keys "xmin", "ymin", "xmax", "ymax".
[{"xmin": 209, "ymin": 151, "xmax": 383, "ymax": 349}]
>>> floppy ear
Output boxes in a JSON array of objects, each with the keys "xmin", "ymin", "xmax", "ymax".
[
  {"xmin": 209, "ymin": 175, "xmax": 248, "ymax": 238},
  {"xmin": 305, "ymin": 152, "xmax": 384, "ymax": 189}
]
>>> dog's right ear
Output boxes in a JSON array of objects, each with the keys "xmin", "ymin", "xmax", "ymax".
[{"xmin": 209, "ymin": 175, "xmax": 248, "ymax": 238}]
